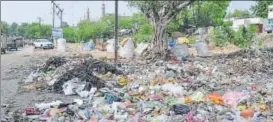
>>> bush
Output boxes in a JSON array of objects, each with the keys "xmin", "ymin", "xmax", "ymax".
[
  {"xmin": 210, "ymin": 26, "xmax": 234, "ymax": 47},
  {"xmin": 233, "ymin": 25, "xmax": 256, "ymax": 48},
  {"xmin": 132, "ymin": 34, "xmax": 152, "ymax": 43}
]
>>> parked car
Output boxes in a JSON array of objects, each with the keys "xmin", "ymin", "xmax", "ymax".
[
  {"xmin": 33, "ymin": 39, "xmax": 54, "ymax": 49},
  {"xmin": 265, "ymin": 26, "xmax": 273, "ymax": 33}
]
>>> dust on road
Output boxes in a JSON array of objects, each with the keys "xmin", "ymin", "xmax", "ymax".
[{"xmin": 0, "ymin": 46, "xmax": 74, "ymax": 118}]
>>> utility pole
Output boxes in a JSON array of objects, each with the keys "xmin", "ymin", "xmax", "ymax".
[
  {"xmin": 52, "ymin": 2, "xmax": 64, "ymax": 28},
  {"xmin": 37, "ymin": 17, "xmax": 42, "ymax": 25},
  {"xmin": 52, "ymin": 0, "xmax": 55, "ymax": 28},
  {"xmin": 87, "ymin": 8, "xmax": 90, "ymax": 21},
  {"xmin": 37, "ymin": 17, "xmax": 42, "ymax": 38},
  {"xmin": 114, "ymin": 0, "xmax": 118, "ymax": 63}
]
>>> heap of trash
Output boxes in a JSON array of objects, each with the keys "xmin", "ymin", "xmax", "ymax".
[{"xmin": 4, "ymin": 48, "xmax": 273, "ymax": 122}]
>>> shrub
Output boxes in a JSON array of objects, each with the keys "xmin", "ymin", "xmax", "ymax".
[
  {"xmin": 233, "ymin": 25, "xmax": 256, "ymax": 48},
  {"xmin": 132, "ymin": 33, "xmax": 152, "ymax": 43},
  {"xmin": 210, "ymin": 26, "xmax": 234, "ymax": 47}
]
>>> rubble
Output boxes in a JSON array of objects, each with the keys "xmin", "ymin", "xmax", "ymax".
[{"xmin": 6, "ymin": 48, "xmax": 273, "ymax": 121}]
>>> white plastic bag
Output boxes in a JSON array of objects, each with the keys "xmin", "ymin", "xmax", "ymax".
[
  {"xmin": 162, "ymin": 83, "xmax": 184, "ymax": 97},
  {"xmin": 195, "ymin": 41, "xmax": 212, "ymax": 57},
  {"xmin": 106, "ymin": 39, "xmax": 115, "ymax": 53},
  {"xmin": 25, "ymin": 71, "xmax": 40, "ymax": 83},
  {"xmin": 135, "ymin": 43, "xmax": 149, "ymax": 56},
  {"xmin": 171, "ymin": 44, "xmax": 189, "ymax": 58},
  {"xmin": 120, "ymin": 39, "xmax": 134, "ymax": 58},
  {"xmin": 62, "ymin": 78, "xmax": 84, "ymax": 95},
  {"xmin": 35, "ymin": 100, "xmax": 63, "ymax": 110}
]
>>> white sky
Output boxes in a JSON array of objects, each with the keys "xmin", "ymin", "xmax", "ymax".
[{"xmin": 1, "ymin": 1, "xmax": 256, "ymax": 26}]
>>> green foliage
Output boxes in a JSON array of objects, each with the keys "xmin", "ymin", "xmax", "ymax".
[
  {"xmin": 177, "ymin": 1, "xmax": 230, "ymax": 29},
  {"xmin": 233, "ymin": 25, "xmax": 256, "ymax": 48},
  {"xmin": 210, "ymin": 21, "xmax": 235, "ymax": 47},
  {"xmin": 132, "ymin": 33, "xmax": 152, "ymax": 43},
  {"xmin": 0, "ymin": 21, "xmax": 10, "ymax": 35},
  {"xmin": 251, "ymin": 1, "xmax": 273, "ymax": 18},
  {"xmin": 16, "ymin": 23, "xmax": 29, "ymax": 37},
  {"xmin": 10, "ymin": 22, "xmax": 18, "ymax": 36},
  {"xmin": 63, "ymin": 27, "xmax": 76, "ymax": 43},
  {"xmin": 26, "ymin": 23, "xmax": 52, "ymax": 39},
  {"xmin": 226, "ymin": 9, "xmax": 252, "ymax": 19}
]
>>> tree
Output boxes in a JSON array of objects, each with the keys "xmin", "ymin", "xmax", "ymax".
[
  {"xmin": 0, "ymin": 21, "xmax": 10, "ymax": 35},
  {"xmin": 226, "ymin": 9, "xmax": 251, "ymax": 19},
  {"xmin": 176, "ymin": 1, "xmax": 230, "ymax": 31},
  {"xmin": 16, "ymin": 23, "xmax": 29, "ymax": 37},
  {"xmin": 61, "ymin": 21, "xmax": 69, "ymax": 28},
  {"xmin": 26, "ymin": 23, "xmax": 52, "ymax": 38},
  {"xmin": 63, "ymin": 27, "xmax": 76, "ymax": 42},
  {"xmin": 10, "ymin": 22, "xmax": 18, "ymax": 36},
  {"xmin": 251, "ymin": 1, "xmax": 273, "ymax": 18},
  {"xmin": 129, "ymin": 1, "xmax": 193, "ymax": 60}
]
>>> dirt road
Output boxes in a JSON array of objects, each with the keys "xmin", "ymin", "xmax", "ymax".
[{"xmin": 0, "ymin": 46, "xmax": 77, "ymax": 118}]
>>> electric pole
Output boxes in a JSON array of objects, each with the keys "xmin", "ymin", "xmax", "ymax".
[
  {"xmin": 37, "ymin": 17, "xmax": 42, "ymax": 25},
  {"xmin": 52, "ymin": 0, "xmax": 55, "ymax": 28},
  {"xmin": 114, "ymin": 0, "xmax": 118, "ymax": 63},
  {"xmin": 52, "ymin": 1, "xmax": 64, "ymax": 28},
  {"xmin": 87, "ymin": 8, "xmax": 90, "ymax": 21}
]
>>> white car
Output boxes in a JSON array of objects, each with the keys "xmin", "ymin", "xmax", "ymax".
[{"xmin": 33, "ymin": 39, "xmax": 54, "ymax": 49}]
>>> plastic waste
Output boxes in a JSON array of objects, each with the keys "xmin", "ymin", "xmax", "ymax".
[
  {"xmin": 186, "ymin": 112, "xmax": 194, "ymax": 122},
  {"xmin": 120, "ymin": 38, "xmax": 134, "ymax": 58},
  {"xmin": 35, "ymin": 100, "xmax": 63, "ymax": 110},
  {"xmin": 206, "ymin": 93, "xmax": 224, "ymax": 105},
  {"xmin": 190, "ymin": 91, "xmax": 205, "ymax": 102},
  {"xmin": 25, "ymin": 71, "xmax": 39, "ymax": 83},
  {"xmin": 117, "ymin": 75, "xmax": 128, "ymax": 86},
  {"xmin": 195, "ymin": 40, "xmax": 212, "ymax": 57},
  {"xmin": 74, "ymin": 99, "xmax": 83, "ymax": 106},
  {"xmin": 149, "ymin": 94, "xmax": 163, "ymax": 101},
  {"xmin": 171, "ymin": 44, "xmax": 189, "ymax": 58},
  {"xmin": 170, "ymin": 104, "xmax": 190, "ymax": 115},
  {"xmin": 177, "ymin": 37, "xmax": 189, "ymax": 44},
  {"xmin": 164, "ymin": 71, "xmax": 176, "ymax": 79},
  {"xmin": 135, "ymin": 43, "xmax": 149, "ymax": 56},
  {"xmin": 240, "ymin": 108, "xmax": 254, "ymax": 118},
  {"xmin": 223, "ymin": 91, "xmax": 247, "ymax": 108},
  {"xmin": 62, "ymin": 78, "xmax": 85, "ymax": 95},
  {"xmin": 106, "ymin": 39, "xmax": 115, "ymax": 53},
  {"xmin": 162, "ymin": 83, "xmax": 184, "ymax": 97},
  {"xmin": 57, "ymin": 38, "xmax": 66, "ymax": 52}
]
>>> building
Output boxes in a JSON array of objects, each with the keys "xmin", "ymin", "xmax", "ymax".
[
  {"xmin": 230, "ymin": 18, "xmax": 268, "ymax": 33},
  {"xmin": 268, "ymin": 5, "xmax": 273, "ymax": 28}
]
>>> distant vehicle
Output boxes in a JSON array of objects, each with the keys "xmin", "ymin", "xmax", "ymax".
[
  {"xmin": 265, "ymin": 26, "xmax": 272, "ymax": 33},
  {"xmin": 33, "ymin": 39, "xmax": 54, "ymax": 49},
  {"xmin": 7, "ymin": 39, "xmax": 19, "ymax": 51}
]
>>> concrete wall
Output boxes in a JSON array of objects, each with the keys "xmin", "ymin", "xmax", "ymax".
[{"xmin": 232, "ymin": 18, "xmax": 268, "ymax": 32}]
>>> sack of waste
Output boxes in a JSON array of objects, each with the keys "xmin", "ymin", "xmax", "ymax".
[{"xmin": 195, "ymin": 40, "xmax": 212, "ymax": 57}]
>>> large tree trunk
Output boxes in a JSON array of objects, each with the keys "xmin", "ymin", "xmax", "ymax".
[{"xmin": 141, "ymin": 21, "xmax": 170, "ymax": 62}]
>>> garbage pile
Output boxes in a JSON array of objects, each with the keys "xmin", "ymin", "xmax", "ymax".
[{"xmin": 6, "ymin": 48, "xmax": 273, "ymax": 122}]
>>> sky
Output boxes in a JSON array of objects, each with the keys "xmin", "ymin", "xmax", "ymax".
[{"xmin": 1, "ymin": 1, "xmax": 257, "ymax": 27}]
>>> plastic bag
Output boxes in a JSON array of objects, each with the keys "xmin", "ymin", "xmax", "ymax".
[
  {"xmin": 177, "ymin": 37, "xmax": 189, "ymax": 44},
  {"xmin": 162, "ymin": 83, "xmax": 184, "ymax": 97},
  {"xmin": 120, "ymin": 39, "xmax": 134, "ymax": 58},
  {"xmin": 240, "ymin": 108, "xmax": 254, "ymax": 118},
  {"xmin": 170, "ymin": 104, "xmax": 190, "ymax": 115},
  {"xmin": 35, "ymin": 100, "xmax": 63, "ymax": 110},
  {"xmin": 62, "ymin": 78, "xmax": 85, "ymax": 95},
  {"xmin": 206, "ymin": 93, "xmax": 224, "ymax": 105},
  {"xmin": 171, "ymin": 44, "xmax": 189, "ymax": 58},
  {"xmin": 25, "ymin": 71, "xmax": 40, "ymax": 83},
  {"xmin": 223, "ymin": 91, "xmax": 247, "ymax": 108},
  {"xmin": 190, "ymin": 91, "xmax": 205, "ymax": 102},
  {"xmin": 195, "ymin": 41, "xmax": 212, "ymax": 57}
]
